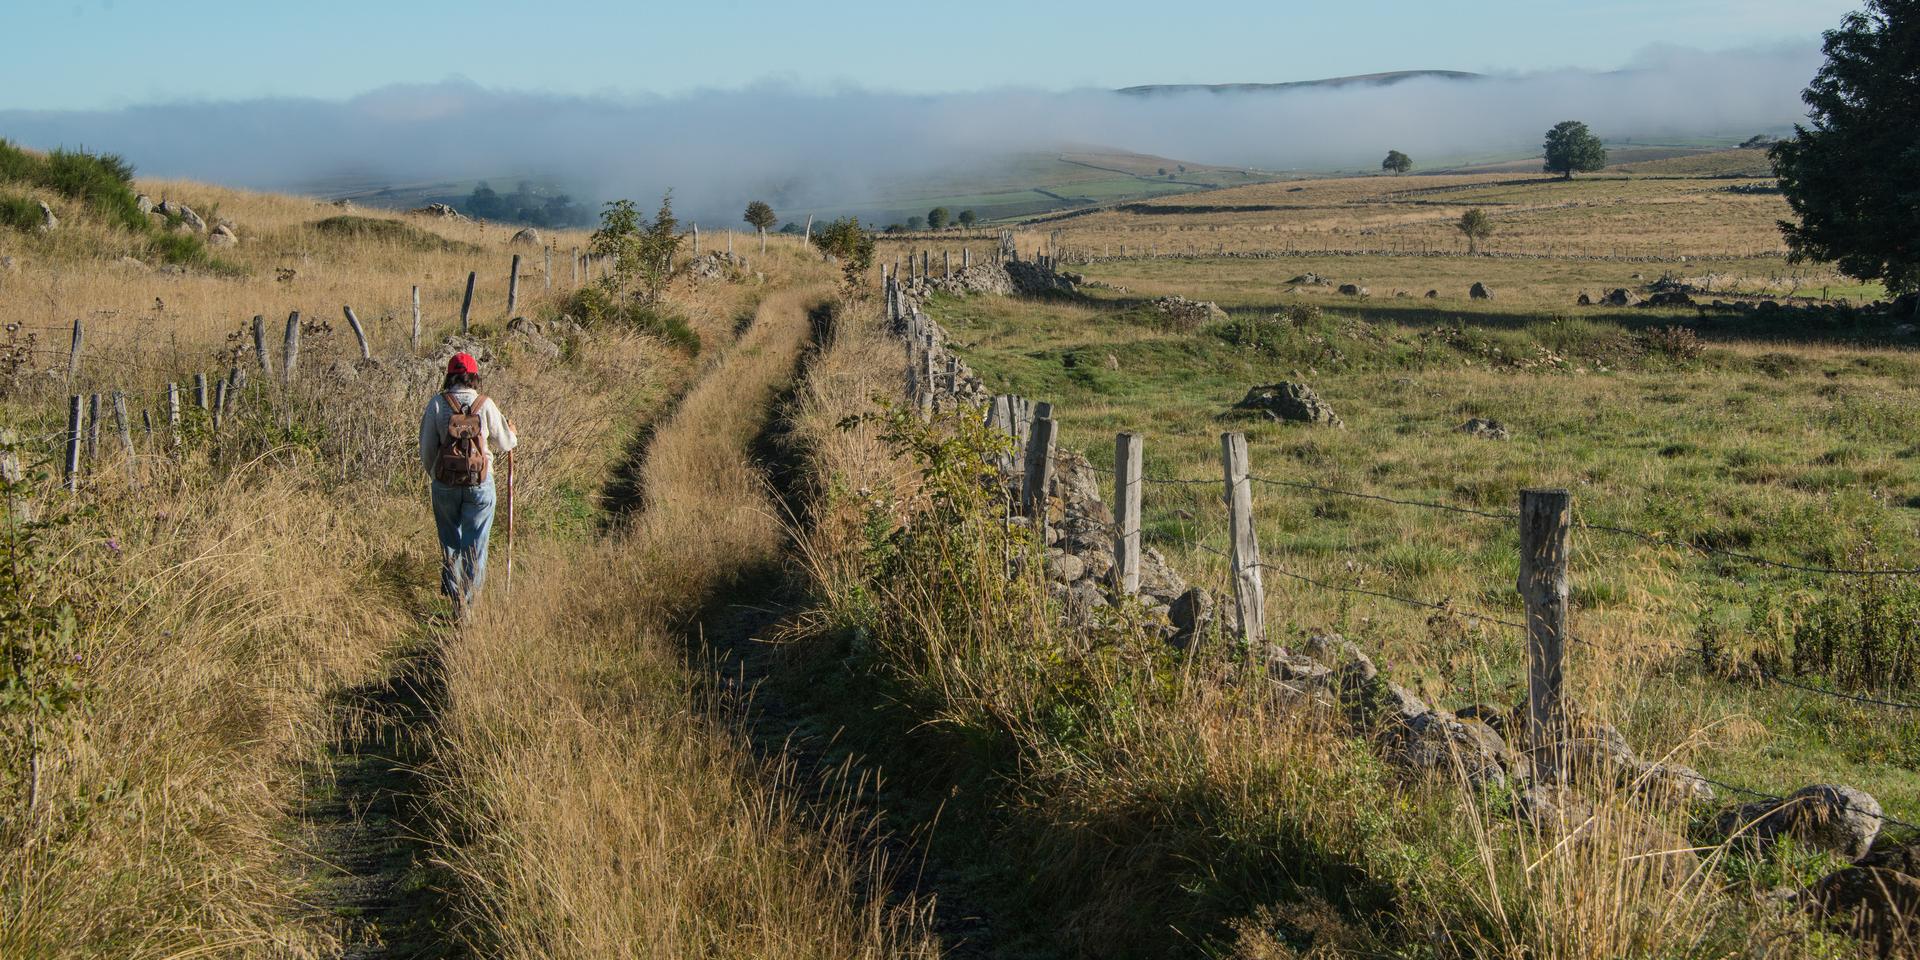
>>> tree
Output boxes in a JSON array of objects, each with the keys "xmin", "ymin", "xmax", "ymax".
[
  {"xmin": 957, "ymin": 209, "xmax": 978, "ymax": 228},
  {"xmin": 1381, "ymin": 150, "xmax": 1413, "ymax": 174},
  {"xmin": 906, "ymin": 215, "xmax": 923, "ymax": 230},
  {"xmin": 591, "ymin": 192, "xmax": 682, "ymax": 305},
  {"xmin": 811, "ymin": 216, "xmax": 876, "ymax": 298},
  {"xmin": 1157, "ymin": 167, "xmax": 1168, "ymax": 176},
  {"xmin": 743, "ymin": 200, "xmax": 776, "ymax": 253},
  {"xmin": 1542, "ymin": 121, "xmax": 1608, "ymax": 179},
  {"xmin": 1457, "ymin": 207, "xmax": 1494, "ymax": 255},
  {"xmin": 926, "ymin": 207, "xmax": 950, "ymax": 230},
  {"xmin": 1772, "ymin": 0, "xmax": 1920, "ymax": 297}
]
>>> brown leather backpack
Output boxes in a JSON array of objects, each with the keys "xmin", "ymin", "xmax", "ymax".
[{"xmin": 433, "ymin": 392, "xmax": 490, "ymax": 486}]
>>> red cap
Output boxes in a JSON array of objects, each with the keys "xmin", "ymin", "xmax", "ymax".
[{"xmin": 446, "ymin": 352, "xmax": 478, "ymax": 375}]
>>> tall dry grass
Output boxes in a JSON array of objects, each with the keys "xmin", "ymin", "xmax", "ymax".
[{"xmin": 434, "ymin": 284, "xmax": 937, "ymax": 958}]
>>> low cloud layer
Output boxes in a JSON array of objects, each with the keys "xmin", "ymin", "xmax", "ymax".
[{"xmin": 0, "ymin": 44, "xmax": 1817, "ymax": 222}]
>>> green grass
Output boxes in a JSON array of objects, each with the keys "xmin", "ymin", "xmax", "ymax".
[
  {"xmin": 310, "ymin": 214, "xmax": 482, "ymax": 253},
  {"xmin": 0, "ymin": 138, "xmax": 210, "ymax": 265},
  {"xmin": 927, "ymin": 284, "xmax": 1920, "ymax": 830},
  {"xmin": 0, "ymin": 193, "xmax": 40, "ymax": 233}
]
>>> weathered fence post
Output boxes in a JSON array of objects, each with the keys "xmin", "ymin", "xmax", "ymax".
[
  {"xmin": 507, "ymin": 254, "xmax": 521, "ymax": 318},
  {"xmin": 193, "ymin": 372, "xmax": 209, "ymax": 410},
  {"xmin": 1023, "ymin": 411, "xmax": 1058, "ymax": 536},
  {"xmin": 945, "ymin": 355, "xmax": 959, "ymax": 395},
  {"xmin": 63, "ymin": 395, "xmax": 82, "ymax": 491},
  {"xmin": 804, "ymin": 214, "xmax": 813, "ymax": 246},
  {"xmin": 1221, "ymin": 432, "xmax": 1265, "ymax": 643},
  {"xmin": 963, "ymin": 247, "xmax": 971, "ymax": 270},
  {"xmin": 904, "ymin": 340, "xmax": 918, "ymax": 402},
  {"xmin": 691, "ymin": 224, "xmax": 699, "ymax": 256},
  {"xmin": 283, "ymin": 311, "xmax": 302, "ymax": 382},
  {"xmin": 213, "ymin": 379, "xmax": 228, "ymax": 430},
  {"xmin": 67, "ymin": 318, "xmax": 83, "ymax": 384},
  {"xmin": 112, "ymin": 391, "xmax": 134, "ymax": 485},
  {"xmin": 1519, "ymin": 488, "xmax": 1572, "ymax": 779},
  {"xmin": 544, "ymin": 246, "xmax": 553, "ymax": 292},
  {"xmin": 86, "ymin": 393, "xmax": 101, "ymax": 460},
  {"xmin": 571, "ymin": 247, "xmax": 580, "ymax": 286},
  {"xmin": 943, "ymin": 249, "xmax": 951, "ymax": 278},
  {"xmin": 166, "ymin": 382, "xmax": 180, "ymax": 429},
  {"xmin": 411, "ymin": 285, "xmax": 422, "ymax": 349},
  {"xmin": 1114, "ymin": 432, "xmax": 1143, "ymax": 595},
  {"xmin": 343, "ymin": 305, "xmax": 371, "ymax": 360},
  {"xmin": 252, "ymin": 314, "xmax": 272, "ymax": 373},
  {"xmin": 460, "ymin": 271, "xmax": 476, "ymax": 333}
]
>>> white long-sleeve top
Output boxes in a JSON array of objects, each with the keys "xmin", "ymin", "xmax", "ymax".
[{"xmin": 419, "ymin": 388, "xmax": 517, "ymax": 480}]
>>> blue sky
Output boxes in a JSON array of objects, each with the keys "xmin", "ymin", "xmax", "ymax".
[{"xmin": 2, "ymin": 0, "xmax": 1860, "ymax": 110}]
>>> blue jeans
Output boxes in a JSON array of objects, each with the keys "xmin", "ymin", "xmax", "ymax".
[{"xmin": 431, "ymin": 479, "xmax": 496, "ymax": 612}]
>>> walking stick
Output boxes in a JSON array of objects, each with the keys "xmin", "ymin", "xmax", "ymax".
[{"xmin": 504, "ymin": 450, "xmax": 515, "ymax": 593}]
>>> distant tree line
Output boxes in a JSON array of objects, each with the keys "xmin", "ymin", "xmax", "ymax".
[{"xmin": 462, "ymin": 180, "xmax": 590, "ymax": 228}]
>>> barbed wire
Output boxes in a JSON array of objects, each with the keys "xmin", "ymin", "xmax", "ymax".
[
  {"xmin": 1247, "ymin": 474, "xmax": 1519, "ymax": 522},
  {"xmin": 1670, "ymin": 770, "xmax": 1920, "ymax": 835},
  {"xmin": 1699, "ymin": 649, "xmax": 1920, "ymax": 712},
  {"xmin": 1579, "ymin": 520, "xmax": 1920, "ymax": 577},
  {"xmin": 1191, "ymin": 542, "xmax": 1527, "ymax": 629}
]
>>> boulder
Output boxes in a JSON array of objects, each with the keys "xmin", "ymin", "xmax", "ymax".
[
  {"xmin": 135, "ymin": 193, "xmax": 154, "ymax": 215},
  {"xmin": 412, "ymin": 202, "xmax": 466, "ymax": 220},
  {"xmin": 155, "ymin": 200, "xmax": 206, "ymax": 232},
  {"xmin": 208, "ymin": 223, "xmax": 239, "ymax": 247},
  {"xmin": 1643, "ymin": 290, "xmax": 1694, "ymax": 307},
  {"xmin": 1167, "ymin": 587, "xmax": 1214, "ymax": 648},
  {"xmin": 505, "ymin": 317, "xmax": 561, "ymax": 359},
  {"xmin": 35, "ymin": 200, "xmax": 57, "ymax": 232},
  {"xmin": 1602, "ymin": 288, "xmax": 1632, "ymax": 307},
  {"xmin": 1715, "ymin": 784, "xmax": 1883, "ymax": 860},
  {"xmin": 1577, "ymin": 292, "xmax": 1593, "ymax": 306},
  {"xmin": 1469, "ymin": 282, "xmax": 1493, "ymax": 300},
  {"xmin": 1383, "ymin": 713, "xmax": 1515, "ymax": 789},
  {"xmin": 1805, "ymin": 841, "xmax": 1920, "ymax": 955},
  {"xmin": 1045, "ymin": 549, "xmax": 1086, "ymax": 584},
  {"xmin": 1458, "ymin": 418, "xmax": 1510, "ymax": 440},
  {"xmin": 1337, "ymin": 283, "xmax": 1369, "ymax": 296},
  {"xmin": 1148, "ymin": 295, "xmax": 1226, "ymax": 330},
  {"xmin": 508, "ymin": 227, "xmax": 543, "ymax": 246},
  {"xmin": 1287, "ymin": 272, "xmax": 1333, "ymax": 286},
  {"xmin": 1233, "ymin": 382, "xmax": 1343, "ymax": 427}
]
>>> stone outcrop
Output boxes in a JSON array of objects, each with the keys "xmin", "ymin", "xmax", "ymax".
[
  {"xmin": 208, "ymin": 223, "xmax": 239, "ymax": 247},
  {"xmin": 35, "ymin": 200, "xmax": 57, "ymax": 233},
  {"xmin": 1715, "ymin": 784, "xmax": 1883, "ymax": 860},
  {"xmin": 508, "ymin": 227, "xmax": 543, "ymax": 246},
  {"xmin": 1234, "ymin": 382, "xmax": 1342, "ymax": 426},
  {"xmin": 1469, "ymin": 282, "xmax": 1494, "ymax": 300},
  {"xmin": 1148, "ymin": 295, "xmax": 1225, "ymax": 329},
  {"xmin": 412, "ymin": 203, "xmax": 467, "ymax": 220},
  {"xmin": 154, "ymin": 200, "xmax": 206, "ymax": 232}
]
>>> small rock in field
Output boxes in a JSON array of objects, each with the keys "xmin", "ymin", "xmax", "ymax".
[{"xmin": 1458, "ymin": 418, "xmax": 1511, "ymax": 440}]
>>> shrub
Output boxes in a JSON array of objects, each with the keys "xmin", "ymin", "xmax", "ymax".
[
  {"xmin": 562, "ymin": 284, "xmax": 700, "ymax": 354},
  {"xmin": 0, "ymin": 194, "xmax": 39, "ymax": 233},
  {"xmin": 1638, "ymin": 325, "xmax": 1704, "ymax": 362},
  {"xmin": 0, "ymin": 140, "xmax": 145, "ymax": 231},
  {"xmin": 311, "ymin": 214, "xmax": 479, "ymax": 253},
  {"xmin": 1748, "ymin": 557, "xmax": 1920, "ymax": 692}
]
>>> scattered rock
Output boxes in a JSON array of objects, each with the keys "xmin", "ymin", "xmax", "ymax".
[
  {"xmin": 1469, "ymin": 282, "xmax": 1493, "ymax": 300},
  {"xmin": 135, "ymin": 194, "xmax": 154, "ymax": 214},
  {"xmin": 1233, "ymin": 382, "xmax": 1343, "ymax": 427},
  {"xmin": 505, "ymin": 317, "xmax": 561, "ymax": 359},
  {"xmin": 1715, "ymin": 784, "xmax": 1883, "ymax": 860},
  {"xmin": 1288, "ymin": 272, "xmax": 1333, "ymax": 286},
  {"xmin": 208, "ymin": 223, "xmax": 239, "ymax": 247},
  {"xmin": 1458, "ymin": 418, "xmax": 1510, "ymax": 440},
  {"xmin": 412, "ymin": 202, "xmax": 466, "ymax": 220},
  {"xmin": 508, "ymin": 227, "xmax": 543, "ymax": 247},
  {"xmin": 1424, "ymin": 289, "xmax": 1439, "ymax": 299},
  {"xmin": 1602, "ymin": 288, "xmax": 1632, "ymax": 307},
  {"xmin": 1577, "ymin": 292, "xmax": 1593, "ymax": 306},
  {"xmin": 0, "ymin": 256, "xmax": 15, "ymax": 272},
  {"xmin": 35, "ymin": 200, "xmax": 58, "ymax": 232},
  {"xmin": 1045, "ymin": 549, "xmax": 1087, "ymax": 584},
  {"xmin": 155, "ymin": 200, "xmax": 206, "ymax": 232},
  {"xmin": 1805, "ymin": 841, "xmax": 1920, "ymax": 955},
  {"xmin": 1103, "ymin": 353, "xmax": 1120, "ymax": 371},
  {"xmin": 1625, "ymin": 760, "xmax": 1716, "ymax": 805},
  {"xmin": 1148, "ymin": 295, "xmax": 1226, "ymax": 330},
  {"xmin": 1337, "ymin": 283, "xmax": 1369, "ymax": 296},
  {"xmin": 1643, "ymin": 290, "xmax": 1695, "ymax": 307}
]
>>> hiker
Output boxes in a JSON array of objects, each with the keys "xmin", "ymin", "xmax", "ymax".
[{"xmin": 418, "ymin": 352, "xmax": 517, "ymax": 617}]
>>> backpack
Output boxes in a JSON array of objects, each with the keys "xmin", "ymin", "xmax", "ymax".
[{"xmin": 433, "ymin": 392, "xmax": 490, "ymax": 486}]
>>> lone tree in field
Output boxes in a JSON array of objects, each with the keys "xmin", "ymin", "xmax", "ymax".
[
  {"xmin": 927, "ymin": 206, "xmax": 950, "ymax": 230},
  {"xmin": 1381, "ymin": 150, "xmax": 1413, "ymax": 174},
  {"xmin": 1772, "ymin": 0, "xmax": 1920, "ymax": 299},
  {"xmin": 957, "ymin": 209, "xmax": 978, "ymax": 228},
  {"xmin": 592, "ymin": 192, "xmax": 683, "ymax": 305},
  {"xmin": 811, "ymin": 216, "xmax": 876, "ymax": 298},
  {"xmin": 1543, "ymin": 121, "xmax": 1608, "ymax": 179},
  {"xmin": 1457, "ymin": 207, "xmax": 1494, "ymax": 254},
  {"xmin": 906, "ymin": 215, "xmax": 923, "ymax": 230},
  {"xmin": 743, "ymin": 200, "xmax": 776, "ymax": 253}
]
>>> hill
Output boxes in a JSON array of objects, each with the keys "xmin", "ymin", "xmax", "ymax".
[{"xmin": 1118, "ymin": 69, "xmax": 1483, "ymax": 96}]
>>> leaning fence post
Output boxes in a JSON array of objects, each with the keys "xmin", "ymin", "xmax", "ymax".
[
  {"xmin": 252, "ymin": 314, "xmax": 272, "ymax": 374},
  {"xmin": 86, "ymin": 393, "xmax": 101, "ymax": 461},
  {"xmin": 1115, "ymin": 432, "xmax": 1143, "ymax": 595},
  {"xmin": 1221, "ymin": 432, "xmax": 1265, "ymax": 644},
  {"xmin": 282, "ymin": 312, "xmax": 302, "ymax": 382},
  {"xmin": 460, "ymin": 271, "xmax": 477, "ymax": 333},
  {"xmin": 411, "ymin": 285, "xmax": 422, "ymax": 350},
  {"xmin": 67, "ymin": 318, "xmax": 83, "ymax": 384},
  {"xmin": 63, "ymin": 395, "xmax": 82, "ymax": 491},
  {"xmin": 1023, "ymin": 405, "xmax": 1057, "ymax": 531},
  {"xmin": 112, "ymin": 391, "xmax": 134, "ymax": 485},
  {"xmin": 343, "ymin": 305, "xmax": 371, "ymax": 360},
  {"xmin": 1519, "ymin": 488, "xmax": 1572, "ymax": 779},
  {"xmin": 507, "ymin": 254, "xmax": 521, "ymax": 318}
]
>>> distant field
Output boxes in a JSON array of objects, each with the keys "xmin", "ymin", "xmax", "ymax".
[{"xmin": 914, "ymin": 155, "xmax": 1919, "ymax": 836}]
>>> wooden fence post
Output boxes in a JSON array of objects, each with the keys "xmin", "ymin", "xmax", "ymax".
[
  {"xmin": 945, "ymin": 355, "xmax": 959, "ymax": 395},
  {"xmin": 283, "ymin": 312, "xmax": 301, "ymax": 382},
  {"xmin": 167, "ymin": 382, "xmax": 181, "ymax": 430},
  {"xmin": 1519, "ymin": 488, "xmax": 1572, "ymax": 778},
  {"xmin": 460, "ymin": 271, "xmax": 476, "ymax": 333},
  {"xmin": 63, "ymin": 395, "xmax": 82, "ymax": 491},
  {"xmin": 86, "ymin": 393, "xmax": 101, "ymax": 460},
  {"xmin": 544, "ymin": 246, "xmax": 553, "ymax": 292},
  {"xmin": 507, "ymin": 254, "xmax": 521, "ymax": 318},
  {"xmin": 411, "ymin": 285, "xmax": 422, "ymax": 349},
  {"xmin": 343, "ymin": 306, "xmax": 371, "ymax": 360},
  {"xmin": 193, "ymin": 372, "xmax": 209, "ymax": 409},
  {"xmin": 571, "ymin": 248, "xmax": 580, "ymax": 286},
  {"xmin": 943, "ymin": 249, "xmax": 951, "ymax": 278},
  {"xmin": 213, "ymin": 379, "xmax": 228, "ymax": 430},
  {"xmin": 67, "ymin": 318, "xmax": 83, "ymax": 384},
  {"xmin": 904, "ymin": 340, "xmax": 918, "ymax": 402},
  {"xmin": 691, "ymin": 224, "xmax": 699, "ymax": 257},
  {"xmin": 252, "ymin": 314, "xmax": 272, "ymax": 373},
  {"xmin": 919, "ymin": 350, "xmax": 936, "ymax": 417},
  {"xmin": 1023, "ymin": 413, "xmax": 1058, "ymax": 535},
  {"xmin": 1221, "ymin": 432, "xmax": 1265, "ymax": 643},
  {"xmin": 963, "ymin": 247, "xmax": 971, "ymax": 270},
  {"xmin": 112, "ymin": 391, "xmax": 134, "ymax": 485},
  {"xmin": 1114, "ymin": 432, "xmax": 1143, "ymax": 595}
]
